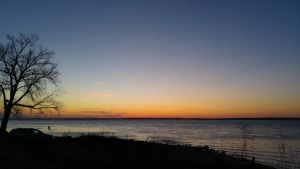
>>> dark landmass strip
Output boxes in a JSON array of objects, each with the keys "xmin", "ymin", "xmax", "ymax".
[
  {"xmin": 0, "ymin": 135, "xmax": 274, "ymax": 169},
  {"xmin": 9, "ymin": 117, "xmax": 300, "ymax": 121}
]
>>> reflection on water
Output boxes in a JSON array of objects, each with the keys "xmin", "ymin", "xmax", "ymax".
[{"xmin": 7, "ymin": 119, "xmax": 300, "ymax": 168}]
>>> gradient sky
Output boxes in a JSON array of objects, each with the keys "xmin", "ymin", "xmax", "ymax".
[{"xmin": 1, "ymin": 0, "xmax": 300, "ymax": 118}]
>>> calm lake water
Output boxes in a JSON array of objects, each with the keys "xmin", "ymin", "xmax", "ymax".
[{"xmin": 7, "ymin": 119, "xmax": 300, "ymax": 168}]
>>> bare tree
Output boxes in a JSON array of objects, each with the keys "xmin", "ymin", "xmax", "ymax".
[{"xmin": 0, "ymin": 34, "xmax": 61, "ymax": 134}]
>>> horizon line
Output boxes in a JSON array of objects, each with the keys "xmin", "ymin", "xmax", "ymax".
[{"xmin": 9, "ymin": 117, "xmax": 300, "ymax": 120}]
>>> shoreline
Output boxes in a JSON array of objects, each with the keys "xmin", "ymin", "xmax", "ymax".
[
  {"xmin": 0, "ymin": 135, "xmax": 274, "ymax": 169},
  {"xmin": 8, "ymin": 117, "xmax": 300, "ymax": 121}
]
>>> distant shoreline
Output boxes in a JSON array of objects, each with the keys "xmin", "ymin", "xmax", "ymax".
[{"xmin": 9, "ymin": 117, "xmax": 300, "ymax": 120}]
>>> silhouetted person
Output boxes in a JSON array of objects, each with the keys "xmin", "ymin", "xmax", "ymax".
[
  {"xmin": 48, "ymin": 126, "xmax": 51, "ymax": 131},
  {"xmin": 251, "ymin": 157, "xmax": 255, "ymax": 164}
]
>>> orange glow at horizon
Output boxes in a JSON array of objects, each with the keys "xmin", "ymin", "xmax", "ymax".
[
  {"xmin": 39, "ymin": 70, "xmax": 300, "ymax": 119},
  {"xmin": 55, "ymin": 83, "xmax": 300, "ymax": 118},
  {"xmin": 57, "ymin": 93, "xmax": 300, "ymax": 118}
]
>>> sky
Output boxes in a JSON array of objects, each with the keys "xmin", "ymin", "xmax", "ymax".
[{"xmin": 0, "ymin": 0, "xmax": 299, "ymax": 118}]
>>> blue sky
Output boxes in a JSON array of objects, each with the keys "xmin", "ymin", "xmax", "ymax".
[{"xmin": 1, "ymin": 0, "xmax": 299, "ymax": 117}]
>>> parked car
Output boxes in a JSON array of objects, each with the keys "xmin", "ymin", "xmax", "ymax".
[{"xmin": 9, "ymin": 128, "xmax": 53, "ymax": 139}]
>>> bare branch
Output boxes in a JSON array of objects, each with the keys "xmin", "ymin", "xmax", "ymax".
[{"xmin": 0, "ymin": 33, "xmax": 62, "ymax": 118}]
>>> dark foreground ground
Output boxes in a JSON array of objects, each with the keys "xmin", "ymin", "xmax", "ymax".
[{"xmin": 0, "ymin": 135, "xmax": 274, "ymax": 169}]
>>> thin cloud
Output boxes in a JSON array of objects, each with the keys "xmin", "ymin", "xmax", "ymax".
[
  {"xmin": 95, "ymin": 80, "xmax": 112, "ymax": 86},
  {"xmin": 65, "ymin": 90, "xmax": 116, "ymax": 97},
  {"xmin": 70, "ymin": 111, "xmax": 124, "ymax": 118},
  {"xmin": 86, "ymin": 92, "xmax": 116, "ymax": 97},
  {"xmin": 14, "ymin": 111, "xmax": 124, "ymax": 118},
  {"xmin": 64, "ymin": 90, "xmax": 76, "ymax": 96}
]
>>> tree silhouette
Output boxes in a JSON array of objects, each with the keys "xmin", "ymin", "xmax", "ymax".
[{"xmin": 0, "ymin": 34, "xmax": 61, "ymax": 134}]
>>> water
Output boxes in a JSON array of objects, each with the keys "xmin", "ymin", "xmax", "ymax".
[{"xmin": 7, "ymin": 119, "xmax": 300, "ymax": 168}]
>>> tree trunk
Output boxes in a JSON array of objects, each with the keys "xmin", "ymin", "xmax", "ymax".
[{"xmin": 0, "ymin": 108, "xmax": 11, "ymax": 135}]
